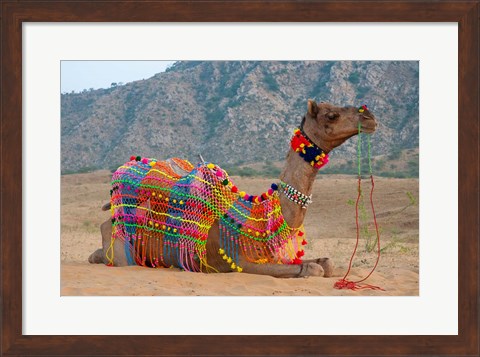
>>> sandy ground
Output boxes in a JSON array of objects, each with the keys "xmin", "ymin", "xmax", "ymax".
[{"xmin": 61, "ymin": 170, "xmax": 419, "ymax": 296}]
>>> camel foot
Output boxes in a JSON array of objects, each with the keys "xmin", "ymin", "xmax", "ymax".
[
  {"xmin": 301, "ymin": 258, "xmax": 335, "ymax": 277},
  {"xmin": 299, "ymin": 262, "xmax": 324, "ymax": 277},
  {"xmin": 316, "ymin": 258, "xmax": 334, "ymax": 277}
]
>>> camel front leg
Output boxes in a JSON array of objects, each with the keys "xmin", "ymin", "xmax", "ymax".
[
  {"xmin": 238, "ymin": 257, "xmax": 325, "ymax": 278},
  {"xmin": 206, "ymin": 221, "xmax": 326, "ymax": 278}
]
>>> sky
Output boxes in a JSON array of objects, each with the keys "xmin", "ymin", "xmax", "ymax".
[{"xmin": 61, "ymin": 61, "xmax": 176, "ymax": 93}]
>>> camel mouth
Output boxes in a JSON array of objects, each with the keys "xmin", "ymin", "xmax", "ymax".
[
  {"xmin": 360, "ymin": 125, "xmax": 377, "ymax": 134},
  {"xmin": 359, "ymin": 118, "xmax": 377, "ymax": 134}
]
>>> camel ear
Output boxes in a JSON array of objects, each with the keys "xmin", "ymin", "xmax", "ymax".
[{"xmin": 307, "ymin": 99, "xmax": 319, "ymax": 117}]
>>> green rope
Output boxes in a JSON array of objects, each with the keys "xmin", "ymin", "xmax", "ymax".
[
  {"xmin": 358, "ymin": 123, "xmax": 374, "ymax": 176},
  {"xmin": 357, "ymin": 122, "xmax": 362, "ymax": 177}
]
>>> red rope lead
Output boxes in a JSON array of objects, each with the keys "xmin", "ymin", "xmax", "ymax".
[
  {"xmin": 334, "ymin": 174, "xmax": 384, "ymax": 291},
  {"xmin": 339, "ymin": 176, "xmax": 362, "ymax": 281}
]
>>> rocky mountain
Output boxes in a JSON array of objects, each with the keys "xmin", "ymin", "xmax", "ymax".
[{"xmin": 61, "ymin": 61, "xmax": 419, "ymax": 174}]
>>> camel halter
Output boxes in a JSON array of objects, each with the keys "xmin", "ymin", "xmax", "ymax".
[{"xmin": 334, "ymin": 119, "xmax": 384, "ymax": 291}]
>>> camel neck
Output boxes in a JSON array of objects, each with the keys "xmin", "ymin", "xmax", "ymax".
[
  {"xmin": 277, "ymin": 127, "xmax": 331, "ymax": 228},
  {"xmin": 278, "ymin": 149, "xmax": 320, "ymax": 228}
]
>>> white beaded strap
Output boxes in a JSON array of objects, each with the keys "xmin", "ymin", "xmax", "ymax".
[{"xmin": 279, "ymin": 181, "xmax": 313, "ymax": 209}]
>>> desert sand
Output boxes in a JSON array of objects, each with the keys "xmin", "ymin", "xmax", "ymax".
[{"xmin": 61, "ymin": 170, "xmax": 419, "ymax": 296}]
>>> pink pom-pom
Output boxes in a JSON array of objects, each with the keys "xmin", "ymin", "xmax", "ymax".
[
  {"xmin": 267, "ymin": 189, "xmax": 274, "ymax": 195},
  {"xmin": 215, "ymin": 170, "xmax": 223, "ymax": 177},
  {"xmin": 244, "ymin": 194, "xmax": 250, "ymax": 200},
  {"xmin": 141, "ymin": 158, "xmax": 148, "ymax": 164}
]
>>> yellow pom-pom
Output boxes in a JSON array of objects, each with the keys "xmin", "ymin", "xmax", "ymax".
[
  {"xmin": 173, "ymin": 199, "xmax": 177, "ymax": 203},
  {"xmin": 237, "ymin": 267, "xmax": 243, "ymax": 272},
  {"xmin": 207, "ymin": 163, "xmax": 215, "ymax": 169},
  {"xmin": 149, "ymin": 161, "xmax": 156, "ymax": 167},
  {"xmin": 227, "ymin": 257, "xmax": 232, "ymax": 263},
  {"xmin": 173, "ymin": 228, "xmax": 177, "ymax": 233},
  {"xmin": 162, "ymin": 225, "xmax": 166, "ymax": 229},
  {"xmin": 359, "ymin": 108, "xmax": 365, "ymax": 113},
  {"xmin": 179, "ymin": 200, "xmax": 184, "ymax": 205},
  {"xmin": 255, "ymin": 232, "xmax": 260, "ymax": 237},
  {"xmin": 149, "ymin": 220, "xmax": 153, "ymax": 225},
  {"xmin": 239, "ymin": 191, "xmax": 246, "ymax": 198},
  {"xmin": 219, "ymin": 248, "xmax": 225, "ymax": 255},
  {"xmin": 248, "ymin": 229, "xmax": 252, "ymax": 233},
  {"xmin": 231, "ymin": 263, "xmax": 236, "ymax": 269},
  {"xmin": 300, "ymin": 143, "xmax": 305, "ymax": 148},
  {"xmin": 321, "ymin": 153, "xmax": 325, "ymax": 158},
  {"xmin": 152, "ymin": 192, "xmax": 156, "ymax": 196},
  {"xmin": 155, "ymin": 223, "xmax": 159, "ymax": 227},
  {"xmin": 315, "ymin": 155, "xmax": 321, "ymax": 161},
  {"xmin": 222, "ymin": 255, "xmax": 228, "ymax": 260},
  {"xmin": 310, "ymin": 161, "xmax": 315, "ymax": 166},
  {"xmin": 165, "ymin": 197, "xmax": 169, "ymax": 202}
]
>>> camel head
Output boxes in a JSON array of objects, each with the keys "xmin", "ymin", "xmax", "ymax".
[{"xmin": 301, "ymin": 99, "xmax": 378, "ymax": 153}]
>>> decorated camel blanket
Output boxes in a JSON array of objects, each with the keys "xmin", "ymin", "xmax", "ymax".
[{"xmin": 108, "ymin": 156, "xmax": 306, "ymax": 272}]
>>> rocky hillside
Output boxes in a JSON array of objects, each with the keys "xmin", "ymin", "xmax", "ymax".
[{"xmin": 61, "ymin": 61, "xmax": 419, "ymax": 174}]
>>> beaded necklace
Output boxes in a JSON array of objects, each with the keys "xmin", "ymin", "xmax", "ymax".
[
  {"xmin": 279, "ymin": 181, "xmax": 313, "ymax": 208},
  {"xmin": 291, "ymin": 124, "xmax": 329, "ymax": 169}
]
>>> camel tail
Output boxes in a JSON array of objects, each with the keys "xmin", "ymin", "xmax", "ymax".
[{"xmin": 101, "ymin": 202, "xmax": 111, "ymax": 211}]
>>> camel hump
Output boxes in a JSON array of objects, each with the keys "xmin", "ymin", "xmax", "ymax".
[{"xmin": 101, "ymin": 202, "xmax": 111, "ymax": 211}]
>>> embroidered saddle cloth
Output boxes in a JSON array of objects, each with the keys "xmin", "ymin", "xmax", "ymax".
[{"xmin": 109, "ymin": 156, "xmax": 304, "ymax": 271}]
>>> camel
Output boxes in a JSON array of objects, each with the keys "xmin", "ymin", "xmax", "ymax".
[{"xmin": 89, "ymin": 100, "xmax": 377, "ymax": 278}]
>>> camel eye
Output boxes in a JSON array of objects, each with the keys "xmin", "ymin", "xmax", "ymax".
[{"xmin": 326, "ymin": 112, "xmax": 339, "ymax": 120}]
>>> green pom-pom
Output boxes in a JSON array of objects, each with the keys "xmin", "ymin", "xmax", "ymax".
[
  {"xmin": 222, "ymin": 179, "xmax": 229, "ymax": 185},
  {"xmin": 135, "ymin": 156, "xmax": 141, "ymax": 161}
]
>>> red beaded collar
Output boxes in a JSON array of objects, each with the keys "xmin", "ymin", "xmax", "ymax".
[{"xmin": 290, "ymin": 127, "xmax": 329, "ymax": 169}]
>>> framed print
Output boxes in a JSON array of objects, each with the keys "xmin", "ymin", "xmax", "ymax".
[{"xmin": 1, "ymin": 1, "xmax": 478, "ymax": 356}]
